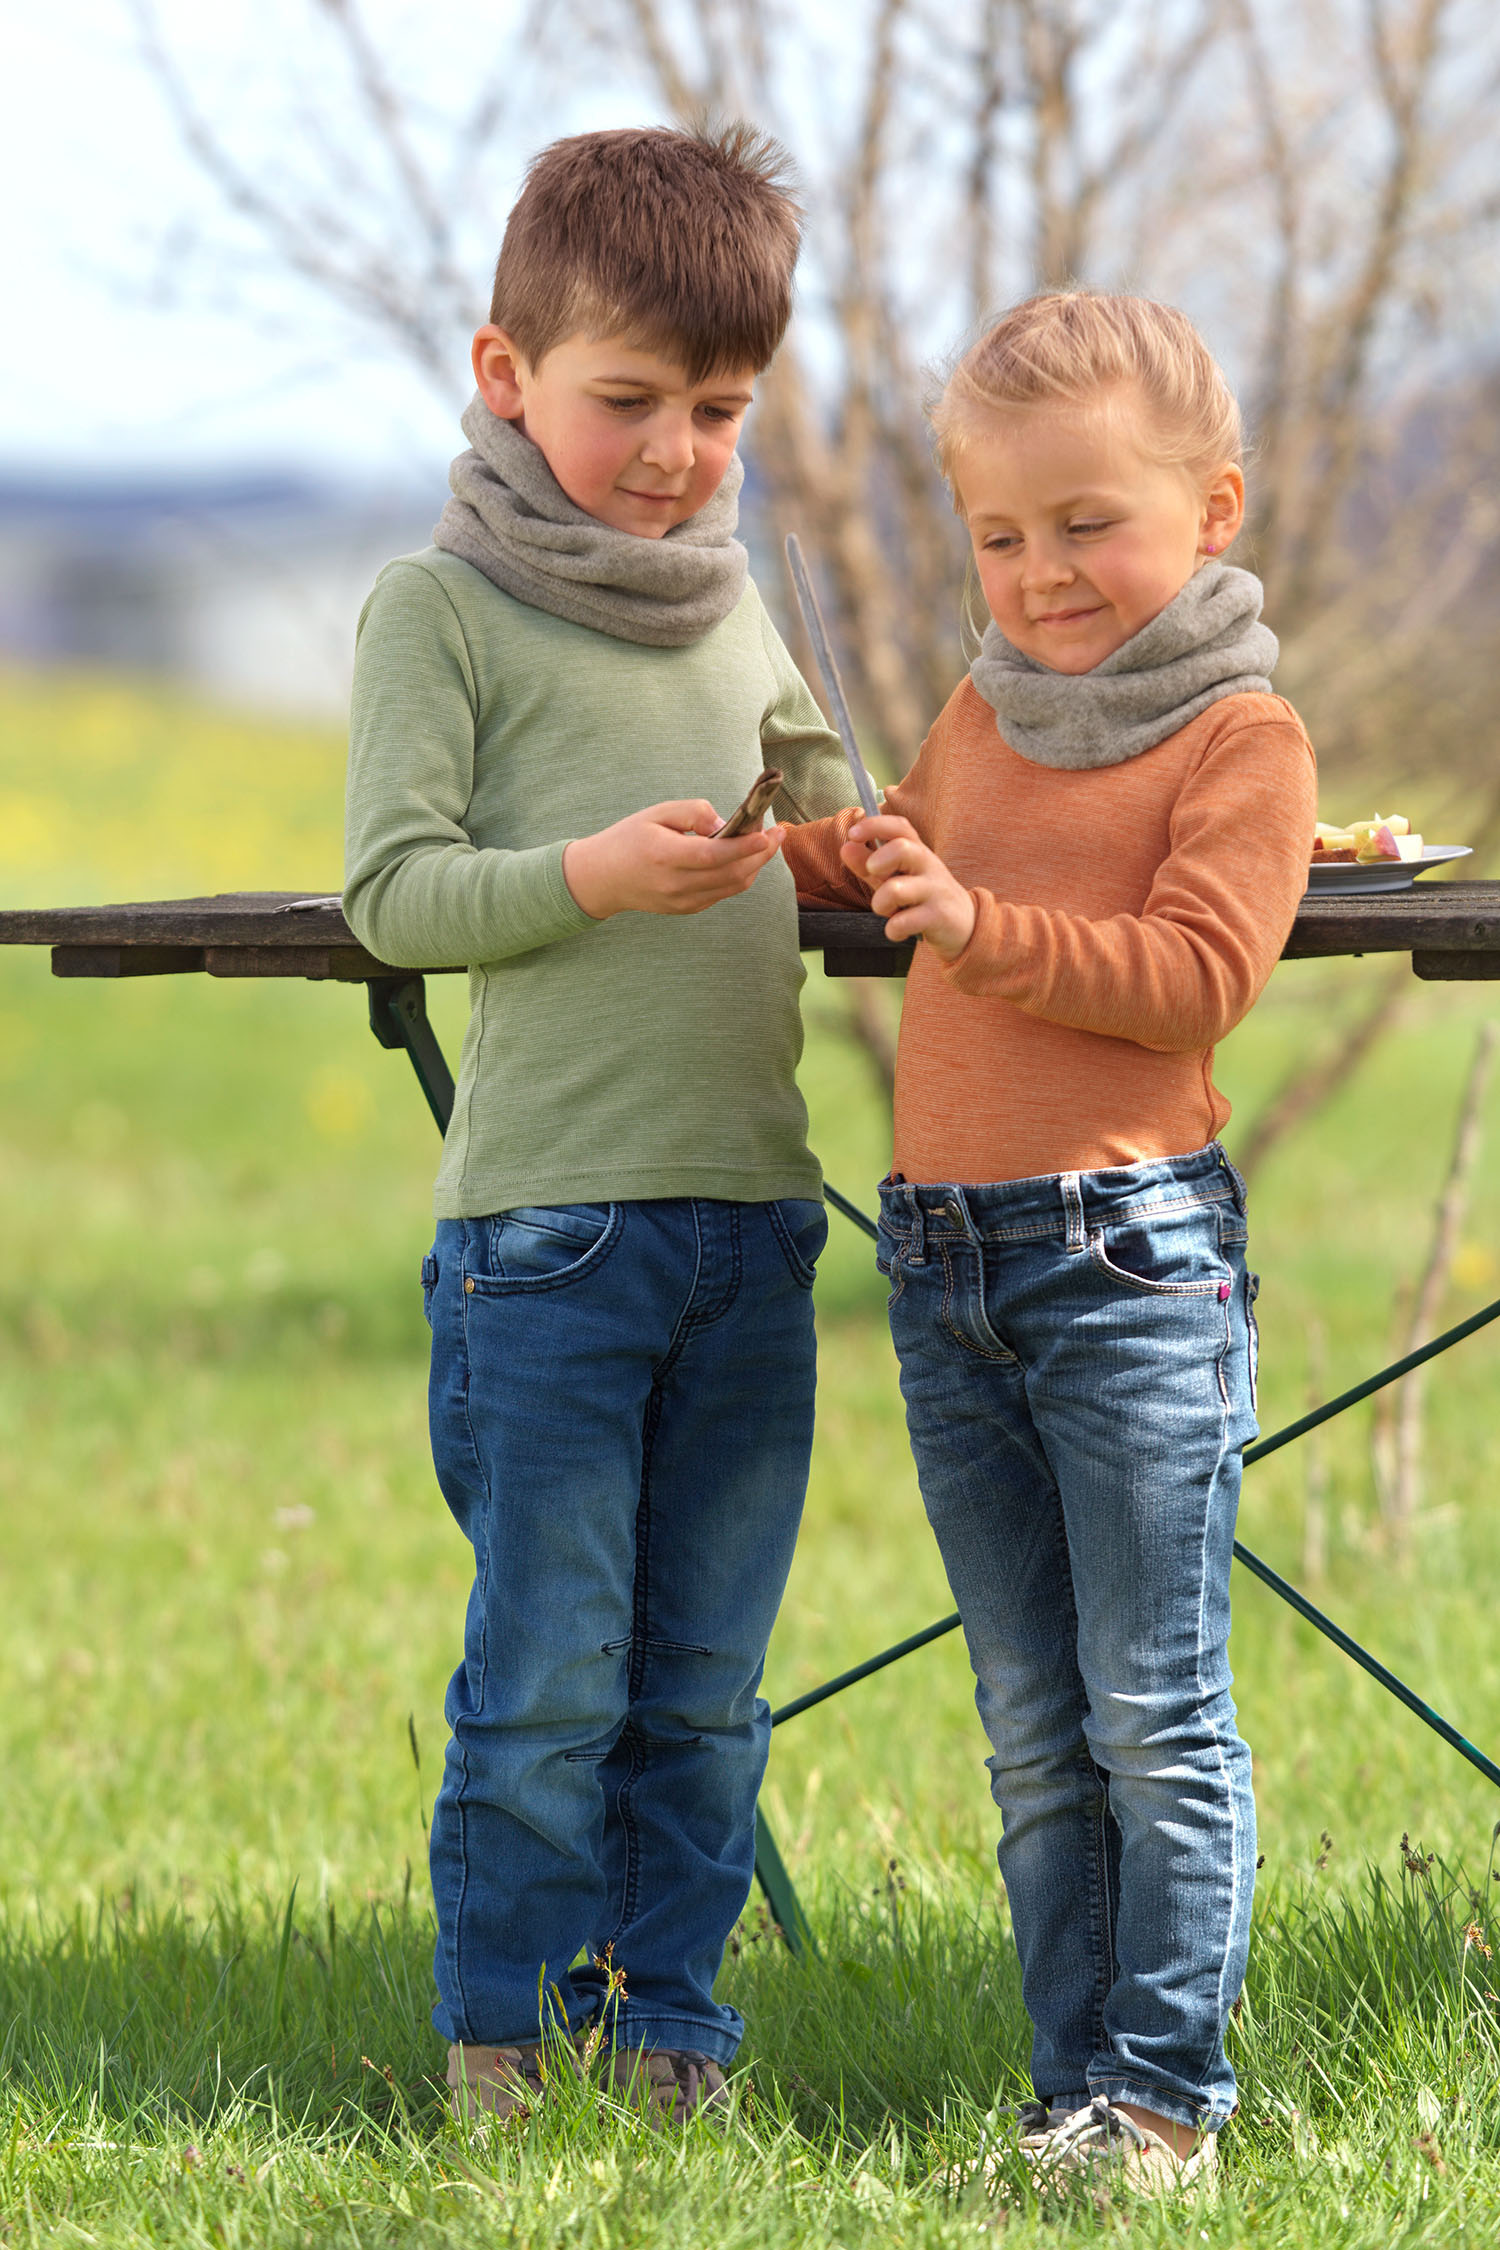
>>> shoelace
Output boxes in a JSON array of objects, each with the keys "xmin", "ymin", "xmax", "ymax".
[{"xmin": 1047, "ymin": 2097, "xmax": 1150, "ymax": 2156}]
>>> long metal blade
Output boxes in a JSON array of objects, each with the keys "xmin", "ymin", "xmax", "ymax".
[{"xmin": 784, "ymin": 534, "xmax": 880, "ymax": 818}]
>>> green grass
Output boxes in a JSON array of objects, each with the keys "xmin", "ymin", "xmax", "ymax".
[{"xmin": 4, "ymin": 663, "xmax": 1500, "ymax": 2241}]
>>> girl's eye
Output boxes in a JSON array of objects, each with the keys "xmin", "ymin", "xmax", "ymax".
[
  {"xmin": 1069, "ymin": 519, "xmax": 1113, "ymax": 537},
  {"xmin": 982, "ymin": 534, "xmax": 1021, "ymax": 553}
]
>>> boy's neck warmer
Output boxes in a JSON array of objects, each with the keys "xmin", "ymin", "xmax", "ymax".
[
  {"xmin": 432, "ymin": 396, "xmax": 748, "ymax": 648},
  {"xmin": 968, "ymin": 561, "xmax": 1278, "ymax": 769}
]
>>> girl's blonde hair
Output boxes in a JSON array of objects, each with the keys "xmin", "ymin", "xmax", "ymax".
[{"xmin": 932, "ymin": 289, "xmax": 1242, "ymax": 494}]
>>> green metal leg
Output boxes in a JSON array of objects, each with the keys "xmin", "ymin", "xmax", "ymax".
[
  {"xmin": 367, "ymin": 976, "xmax": 455, "ymax": 1131},
  {"xmin": 753, "ymin": 1808, "xmax": 814, "ymax": 1957}
]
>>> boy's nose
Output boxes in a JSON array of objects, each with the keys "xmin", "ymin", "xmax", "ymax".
[{"xmin": 638, "ymin": 416, "xmax": 697, "ymax": 475}]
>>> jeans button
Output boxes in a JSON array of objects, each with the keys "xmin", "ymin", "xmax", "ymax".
[{"xmin": 936, "ymin": 1202, "xmax": 964, "ymax": 1229}]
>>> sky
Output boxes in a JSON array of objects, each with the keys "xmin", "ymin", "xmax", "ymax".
[{"xmin": 1, "ymin": 2, "xmax": 622, "ymax": 484}]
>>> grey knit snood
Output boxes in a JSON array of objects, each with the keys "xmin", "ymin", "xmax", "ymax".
[{"xmin": 968, "ymin": 562, "xmax": 1278, "ymax": 768}]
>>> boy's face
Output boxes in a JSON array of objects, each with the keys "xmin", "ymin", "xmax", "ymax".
[
  {"xmin": 473, "ymin": 328, "xmax": 756, "ymax": 538},
  {"xmin": 957, "ymin": 389, "xmax": 1244, "ymax": 673}
]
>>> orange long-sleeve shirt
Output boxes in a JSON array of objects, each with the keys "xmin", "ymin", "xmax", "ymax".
[{"xmin": 783, "ymin": 682, "xmax": 1317, "ymax": 1185}]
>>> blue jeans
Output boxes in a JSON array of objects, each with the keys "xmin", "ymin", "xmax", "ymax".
[
  {"xmin": 878, "ymin": 1145, "xmax": 1258, "ymax": 2132},
  {"xmin": 422, "ymin": 1195, "xmax": 826, "ymax": 2064}
]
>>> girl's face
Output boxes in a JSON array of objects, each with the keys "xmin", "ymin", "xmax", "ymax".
[{"xmin": 956, "ymin": 389, "xmax": 1245, "ymax": 673}]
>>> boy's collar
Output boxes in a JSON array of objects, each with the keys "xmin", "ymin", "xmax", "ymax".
[{"xmin": 432, "ymin": 398, "xmax": 749, "ymax": 648}]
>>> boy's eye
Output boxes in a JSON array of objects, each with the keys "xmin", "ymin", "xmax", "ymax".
[{"xmin": 602, "ymin": 394, "xmax": 651, "ymax": 413}]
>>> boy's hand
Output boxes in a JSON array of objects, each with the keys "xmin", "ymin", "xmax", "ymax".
[
  {"xmin": 564, "ymin": 801, "xmax": 785, "ymax": 921},
  {"xmin": 842, "ymin": 814, "xmax": 977, "ymax": 960}
]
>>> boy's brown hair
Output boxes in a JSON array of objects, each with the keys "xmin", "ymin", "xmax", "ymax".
[{"xmin": 491, "ymin": 124, "xmax": 801, "ymax": 382}]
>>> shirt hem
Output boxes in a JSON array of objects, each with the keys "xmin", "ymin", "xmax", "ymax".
[{"xmin": 433, "ymin": 1160, "xmax": 826, "ymax": 1219}]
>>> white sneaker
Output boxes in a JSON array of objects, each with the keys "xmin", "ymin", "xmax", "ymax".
[{"xmin": 1032, "ymin": 2096, "xmax": 1219, "ymax": 2201}]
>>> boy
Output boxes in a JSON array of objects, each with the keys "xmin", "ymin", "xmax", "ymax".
[{"xmin": 343, "ymin": 124, "xmax": 851, "ymax": 2124}]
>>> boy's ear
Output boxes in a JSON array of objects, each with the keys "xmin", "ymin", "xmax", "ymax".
[
  {"xmin": 472, "ymin": 326, "xmax": 528, "ymax": 420},
  {"xmin": 1201, "ymin": 463, "xmax": 1246, "ymax": 558}
]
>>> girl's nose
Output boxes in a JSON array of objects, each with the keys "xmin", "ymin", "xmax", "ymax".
[{"xmin": 1021, "ymin": 543, "xmax": 1073, "ymax": 592}]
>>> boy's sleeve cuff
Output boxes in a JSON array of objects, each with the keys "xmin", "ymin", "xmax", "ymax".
[{"xmin": 534, "ymin": 838, "xmax": 601, "ymax": 941}]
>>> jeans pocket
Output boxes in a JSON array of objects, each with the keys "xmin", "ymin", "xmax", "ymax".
[
  {"xmin": 1087, "ymin": 1202, "xmax": 1229, "ymax": 1296},
  {"xmin": 1246, "ymin": 1270, "xmax": 1261, "ymax": 1412},
  {"xmin": 463, "ymin": 1203, "xmax": 622, "ymax": 1294},
  {"xmin": 767, "ymin": 1198, "xmax": 829, "ymax": 1289}
]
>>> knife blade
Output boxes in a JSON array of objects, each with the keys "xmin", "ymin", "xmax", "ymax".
[{"xmin": 784, "ymin": 534, "xmax": 881, "ymax": 820}]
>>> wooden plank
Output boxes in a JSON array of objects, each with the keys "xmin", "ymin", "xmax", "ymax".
[
  {"xmin": 51, "ymin": 944, "xmax": 205, "ymax": 978},
  {"xmin": 0, "ymin": 893, "xmax": 351, "ymax": 948},
  {"xmin": 1282, "ymin": 883, "xmax": 1500, "ymax": 959},
  {"xmin": 4, "ymin": 883, "xmax": 1499, "ymax": 977},
  {"xmin": 823, "ymin": 944, "xmax": 915, "ymax": 979},
  {"xmin": 1412, "ymin": 951, "xmax": 1500, "ymax": 981},
  {"xmin": 203, "ymin": 944, "xmax": 392, "ymax": 981}
]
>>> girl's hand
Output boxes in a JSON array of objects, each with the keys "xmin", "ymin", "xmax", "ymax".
[
  {"xmin": 564, "ymin": 801, "xmax": 784, "ymax": 920},
  {"xmin": 841, "ymin": 815, "xmax": 977, "ymax": 960}
]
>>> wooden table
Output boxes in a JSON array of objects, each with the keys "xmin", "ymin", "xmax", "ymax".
[{"xmin": 3, "ymin": 879, "xmax": 1499, "ymax": 983}]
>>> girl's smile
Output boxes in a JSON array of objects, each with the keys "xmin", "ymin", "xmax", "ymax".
[{"xmin": 955, "ymin": 389, "xmax": 1244, "ymax": 673}]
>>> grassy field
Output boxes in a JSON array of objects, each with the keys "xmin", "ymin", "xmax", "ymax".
[{"xmin": 3, "ymin": 663, "xmax": 1500, "ymax": 2243}]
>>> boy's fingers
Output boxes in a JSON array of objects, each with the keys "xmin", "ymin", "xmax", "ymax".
[
  {"xmin": 648, "ymin": 799, "xmax": 731, "ymax": 837},
  {"xmin": 666, "ymin": 825, "xmax": 781, "ymax": 868}
]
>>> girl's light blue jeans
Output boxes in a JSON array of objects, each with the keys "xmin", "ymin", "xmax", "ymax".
[
  {"xmin": 422, "ymin": 1195, "xmax": 827, "ymax": 2063},
  {"xmin": 878, "ymin": 1144, "xmax": 1259, "ymax": 2133}
]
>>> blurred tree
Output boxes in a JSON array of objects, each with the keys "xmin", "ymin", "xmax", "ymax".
[{"xmin": 131, "ymin": 0, "xmax": 1500, "ymax": 1124}]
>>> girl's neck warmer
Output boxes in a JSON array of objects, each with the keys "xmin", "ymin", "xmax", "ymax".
[
  {"xmin": 968, "ymin": 561, "xmax": 1278, "ymax": 769},
  {"xmin": 432, "ymin": 396, "xmax": 748, "ymax": 648}
]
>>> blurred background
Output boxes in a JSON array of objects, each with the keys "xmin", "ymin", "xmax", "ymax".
[
  {"xmin": 3, "ymin": 1, "xmax": 1500, "ymax": 1919},
  {"xmin": 5, "ymin": 0, "xmax": 1500, "ymax": 764}
]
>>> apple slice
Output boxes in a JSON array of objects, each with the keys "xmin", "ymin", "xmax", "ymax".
[{"xmin": 1396, "ymin": 833, "xmax": 1425, "ymax": 862}]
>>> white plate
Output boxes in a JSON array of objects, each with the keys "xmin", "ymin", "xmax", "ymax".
[{"xmin": 1304, "ymin": 845, "xmax": 1472, "ymax": 895}]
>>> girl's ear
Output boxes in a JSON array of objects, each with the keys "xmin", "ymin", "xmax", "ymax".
[
  {"xmin": 472, "ymin": 326, "xmax": 528, "ymax": 420},
  {"xmin": 1201, "ymin": 463, "xmax": 1246, "ymax": 558}
]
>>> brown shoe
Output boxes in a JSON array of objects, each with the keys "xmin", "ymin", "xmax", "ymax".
[
  {"xmin": 603, "ymin": 2047, "xmax": 728, "ymax": 2127},
  {"xmin": 446, "ymin": 2040, "xmax": 561, "ymax": 2123}
]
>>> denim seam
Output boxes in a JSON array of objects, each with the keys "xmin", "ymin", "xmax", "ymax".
[
  {"xmin": 1196, "ymin": 1293, "xmax": 1242, "ymax": 2093},
  {"xmin": 450, "ymin": 1229, "xmax": 498, "ymax": 2039},
  {"xmin": 937, "ymin": 1186, "xmax": 1233, "ymax": 1248},
  {"xmin": 600, "ymin": 1723, "xmax": 649, "ymax": 1949},
  {"xmin": 765, "ymin": 1199, "xmax": 820, "ymax": 1290},
  {"xmin": 1088, "ymin": 2078, "xmax": 1213, "ymax": 2134},
  {"xmin": 1085, "ymin": 1755, "xmax": 1113, "ymax": 2063},
  {"xmin": 938, "ymin": 1247, "xmax": 1019, "ymax": 1363}
]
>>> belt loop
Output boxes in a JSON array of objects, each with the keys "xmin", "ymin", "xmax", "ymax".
[{"xmin": 1060, "ymin": 1171, "xmax": 1086, "ymax": 1252}]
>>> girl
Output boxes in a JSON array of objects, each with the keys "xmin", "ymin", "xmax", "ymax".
[{"xmin": 783, "ymin": 291, "xmax": 1315, "ymax": 2193}]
